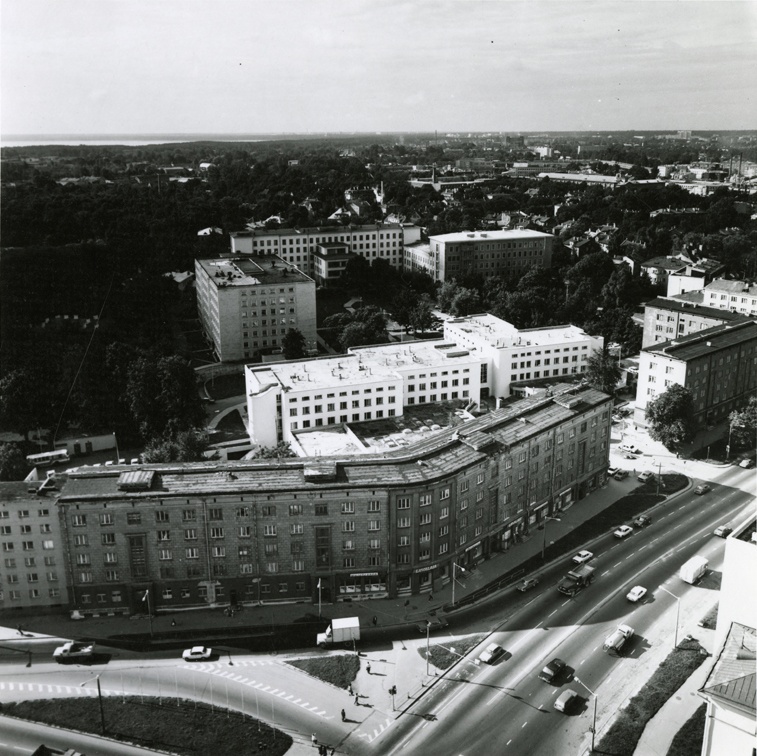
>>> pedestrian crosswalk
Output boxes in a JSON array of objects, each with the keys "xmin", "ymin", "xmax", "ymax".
[
  {"xmin": 356, "ymin": 715, "xmax": 395, "ymax": 743},
  {"xmin": 0, "ymin": 681, "xmax": 116, "ymax": 697}
]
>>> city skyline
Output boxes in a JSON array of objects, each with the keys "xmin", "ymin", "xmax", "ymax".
[{"xmin": 2, "ymin": 0, "xmax": 755, "ymax": 138}]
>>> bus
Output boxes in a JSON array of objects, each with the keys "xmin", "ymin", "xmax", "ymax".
[{"xmin": 26, "ymin": 449, "xmax": 71, "ymax": 467}]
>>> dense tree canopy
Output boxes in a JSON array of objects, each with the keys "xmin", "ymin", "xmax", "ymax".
[{"xmin": 646, "ymin": 384, "xmax": 696, "ymax": 452}]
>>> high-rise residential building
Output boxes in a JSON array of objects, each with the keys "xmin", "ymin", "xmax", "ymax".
[
  {"xmin": 634, "ymin": 319, "xmax": 757, "ymax": 429},
  {"xmin": 195, "ymin": 255, "xmax": 317, "ymax": 362},
  {"xmin": 409, "ymin": 229, "xmax": 554, "ymax": 282}
]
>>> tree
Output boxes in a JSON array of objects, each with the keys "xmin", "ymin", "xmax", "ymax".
[
  {"xmin": 0, "ymin": 370, "xmax": 54, "ymax": 441},
  {"xmin": 645, "ymin": 384, "xmax": 696, "ymax": 452},
  {"xmin": 728, "ymin": 395, "xmax": 757, "ymax": 453},
  {"xmin": 409, "ymin": 296, "xmax": 440, "ymax": 334},
  {"xmin": 450, "ymin": 287, "xmax": 481, "ymax": 317},
  {"xmin": 282, "ymin": 328, "xmax": 307, "ymax": 360},
  {"xmin": 0, "ymin": 443, "xmax": 30, "ymax": 481},
  {"xmin": 141, "ymin": 430, "xmax": 215, "ymax": 463},
  {"xmin": 584, "ymin": 351, "xmax": 621, "ymax": 396},
  {"xmin": 254, "ymin": 441, "xmax": 296, "ymax": 459}
]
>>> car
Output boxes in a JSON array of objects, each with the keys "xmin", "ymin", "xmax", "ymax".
[
  {"xmin": 613, "ymin": 525, "xmax": 633, "ymax": 539},
  {"xmin": 572, "ymin": 550, "xmax": 594, "ymax": 565},
  {"xmin": 603, "ymin": 623, "xmax": 635, "ymax": 654},
  {"xmin": 539, "ymin": 657, "xmax": 567, "ymax": 683},
  {"xmin": 619, "ymin": 443, "xmax": 641, "ymax": 455},
  {"xmin": 612, "ymin": 414, "xmax": 623, "ymax": 423},
  {"xmin": 516, "ymin": 577, "xmax": 540, "ymax": 592},
  {"xmin": 554, "ymin": 689, "xmax": 579, "ymax": 713},
  {"xmin": 182, "ymin": 646, "xmax": 213, "ymax": 662},
  {"xmin": 694, "ymin": 484, "xmax": 711, "ymax": 495},
  {"xmin": 613, "ymin": 469, "xmax": 629, "ymax": 480},
  {"xmin": 739, "ymin": 458, "xmax": 754, "ymax": 469},
  {"xmin": 626, "ymin": 585, "xmax": 647, "ymax": 603},
  {"xmin": 607, "ymin": 466, "xmax": 619, "ymax": 477},
  {"xmin": 637, "ymin": 471, "xmax": 654, "ymax": 483},
  {"xmin": 714, "ymin": 525, "xmax": 733, "ymax": 538},
  {"xmin": 632, "ymin": 515, "xmax": 652, "ymax": 528},
  {"xmin": 416, "ymin": 617, "xmax": 449, "ymax": 633},
  {"xmin": 479, "ymin": 643, "xmax": 505, "ymax": 664}
]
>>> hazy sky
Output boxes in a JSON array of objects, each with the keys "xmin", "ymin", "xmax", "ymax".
[{"xmin": 2, "ymin": 0, "xmax": 755, "ymax": 135}]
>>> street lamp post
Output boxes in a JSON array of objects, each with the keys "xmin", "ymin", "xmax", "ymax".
[
  {"xmin": 660, "ymin": 586, "xmax": 681, "ymax": 648},
  {"xmin": 143, "ymin": 589, "xmax": 153, "ymax": 640},
  {"xmin": 80, "ymin": 675, "xmax": 105, "ymax": 734},
  {"xmin": 541, "ymin": 515, "xmax": 562, "ymax": 560},
  {"xmin": 450, "ymin": 562, "xmax": 466, "ymax": 607},
  {"xmin": 425, "ymin": 620, "xmax": 431, "ymax": 677},
  {"xmin": 575, "ymin": 676, "xmax": 597, "ymax": 752}
]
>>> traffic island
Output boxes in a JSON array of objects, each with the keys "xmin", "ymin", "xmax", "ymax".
[
  {"xmin": 592, "ymin": 637, "xmax": 708, "ymax": 756},
  {"xmin": 2, "ymin": 696, "xmax": 292, "ymax": 756}
]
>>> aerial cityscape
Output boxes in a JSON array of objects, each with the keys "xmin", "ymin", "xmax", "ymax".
[{"xmin": 1, "ymin": 2, "xmax": 756, "ymax": 756}]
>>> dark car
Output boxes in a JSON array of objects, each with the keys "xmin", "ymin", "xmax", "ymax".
[
  {"xmin": 516, "ymin": 577, "xmax": 540, "ymax": 592},
  {"xmin": 539, "ymin": 657, "xmax": 567, "ymax": 684},
  {"xmin": 632, "ymin": 515, "xmax": 652, "ymax": 528}
]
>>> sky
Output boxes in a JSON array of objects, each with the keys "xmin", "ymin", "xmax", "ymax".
[{"xmin": 2, "ymin": 0, "xmax": 756, "ymax": 136}]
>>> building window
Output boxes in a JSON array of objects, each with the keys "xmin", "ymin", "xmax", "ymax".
[
  {"xmin": 368, "ymin": 520, "xmax": 380, "ymax": 531},
  {"xmin": 397, "ymin": 497, "xmax": 410, "ymax": 509},
  {"xmin": 101, "ymin": 533, "xmax": 115, "ymax": 545},
  {"xmin": 100, "ymin": 513, "xmax": 114, "ymax": 526},
  {"xmin": 263, "ymin": 525, "xmax": 277, "ymax": 537},
  {"xmin": 127, "ymin": 513, "xmax": 141, "ymax": 525},
  {"xmin": 155, "ymin": 510, "xmax": 169, "ymax": 523}
]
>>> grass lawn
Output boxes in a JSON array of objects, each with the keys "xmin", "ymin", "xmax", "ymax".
[
  {"xmin": 3, "ymin": 697, "xmax": 291, "ymax": 756},
  {"xmin": 286, "ymin": 652, "xmax": 360, "ymax": 689},
  {"xmin": 699, "ymin": 603, "xmax": 718, "ymax": 630},
  {"xmin": 667, "ymin": 703, "xmax": 706, "ymax": 756},
  {"xmin": 417, "ymin": 634, "xmax": 487, "ymax": 670},
  {"xmin": 594, "ymin": 637, "xmax": 708, "ymax": 756},
  {"xmin": 206, "ymin": 372, "xmax": 246, "ymax": 400}
]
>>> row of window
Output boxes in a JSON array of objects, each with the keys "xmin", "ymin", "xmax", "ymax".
[
  {"xmin": 5, "ymin": 572, "xmax": 57, "ymax": 583},
  {"xmin": 2, "ymin": 540, "xmax": 54, "ymax": 551},
  {"xmin": 0, "ymin": 524, "xmax": 53, "ymax": 534},
  {"xmin": 0, "ymin": 509, "xmax": 50, "ymax": 519},
  {"xmin": 1, "ymin": 588, "xmax": 60, "ymax": 601}
]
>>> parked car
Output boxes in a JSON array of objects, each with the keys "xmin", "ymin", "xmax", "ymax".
[
  {"xmin": 608, "ymin": 466, "xmax": 619, "ymax": 477},
  {"xmin": 613, "ymin": 469, "xmax": 629, "ymax": 480},
  {"xmin": 571, "ymin": 550, "xmax": 594, "ymax": 565},
  {"xmin": 182, "ymin": 646, "xmax": 213, "ymax": 662},
  {"xmin": 417, "ymin": 617, "xmax": 449, "ymax": 633},
  {"xmin": 694, "ymin": 484, "xmax": 711, "ymax": 495},
  {"xmin": 619, "ymin": 443, "xmax": 641, "ymax": 455},
  {"xmin": 516, "ymin": 577, "xmax": 540, "ymax": 592},
  {"xmin": 738, "ymin": 457, "xmax": 754, "ymax": 469},
  {"xmin": 554, "ymin": 689, "xmax": 579, "ymax": 713},
  {"xmin": 539, "ymin": 657, "xmax": 567, "ymax": 684},
  {"xmin": 626, "ymin": 585, "xmax": 647, "ymax": 603},
  {"xmin": 637, "ymin": 471, "xmax": 654, "ymax": 483},
  {"xmin": 632, "ymin": 515, "xmax": 652, "ymax": 528},
  {"xmin": 479, "ymin": 643, "xmax": 505, "ymax": 664},
  {"xmin": 714, "ymin": 525, "xmax": 733, "ymax": 538}
]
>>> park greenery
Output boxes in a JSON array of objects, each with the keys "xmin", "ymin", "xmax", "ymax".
[{"xmin": 646, "ymin": 385, "xmax": 697, "ymax": 452}]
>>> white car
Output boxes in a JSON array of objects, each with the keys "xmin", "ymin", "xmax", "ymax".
[
  {"xmin": 572, "ymin": 550, "xmax": 594, "ymax": 565},
  {"xmin": 626, "ymin": 585, "xmax": 647, "ymax": 603},
  {"xmin": 613, "ymin": 525, "xmax": 633, "ymax": 539},
  {"xmin": 182, "ymin": 646, "xmax": 213, "ymax": 662},
  {"xmin": 637, "ymin": 471, "xmax": 654, "ymax": 483},
  {"xmin": 478, "ymin": 643, "xmax": 505, "ymax": 664}
]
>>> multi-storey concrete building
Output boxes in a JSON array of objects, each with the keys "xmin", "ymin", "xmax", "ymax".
[
  {"xmin": 229, "ymin": 223, "xmax": 421, "ymax": 277},
  {"xmin": 702, "ymin": 279, "xmax": 757, "ymax": 317},
  {"xmin": 195, "ymin": 255, "xmax": 317, "ymax": 362},
  {"xmin": 246, "ymin": 340, "xmax": 483, "ymax": 447},
  {"xmin": 55, "ymin": 386, "xmax": 612, "ymax": 614},
  {"xmin": 443, "ymin": 314, "xmax": 603, "ymax": 400},
  {"xmin": 0, "ymin": 479, "xmax": 68, "ymax": 612},
  {"xmin": 641, "ymin": 297, "xmax": 747, "ymax": 349},
  {"xmin": 634, "ymin": 319, "xmax": 757, "ymax": 429},
  {"xmin": 408, "ymin": 229, "xmax": 554, "ymax": 282}
]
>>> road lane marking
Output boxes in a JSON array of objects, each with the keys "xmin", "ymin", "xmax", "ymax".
[
  {"xmin": 522, "ymin": 721, "xmax": 527, "ymax": 728},
  {"xmin": 613, "ymin": 562, "xmax": 622, "ymax": 568},
  {"xmin": 601, "ymin": 570, "xmax": 610, "ymax": 576},
  {"xmin": 548, "ymin": 610, "xmax": 558, "ymax": 617}
]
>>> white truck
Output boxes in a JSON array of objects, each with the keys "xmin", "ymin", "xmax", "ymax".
[
  {"xmin": 317, "ymin": 617, "xmax": 360, "ymax": 648},
  {"xmin": 679, "ymin": 555, "xmax": 708, "ymax": 584},
  {"xmin": 53, "ymin": 641, "xmax": 95, "ymax": 662},
  {"xmin": 603, "ymin": 624, "xmax": 635, "ymax": 655}
]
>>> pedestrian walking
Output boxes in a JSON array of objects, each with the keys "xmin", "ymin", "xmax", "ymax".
[
  {"xmin": 372, "ymin": 615, "xmax": 377, "ymax": 626},
  {"xmin": 354, "ymin": 694, "xmax": 359, "ymax": 706},
  {"xmin": 428, "ymin": 593, "xmax": 433, "ymax": 601},
  {"xmin": 347, "ymin": 683, "xmax": 353, "ymax": 696},
  {"xmin": 311, "ymin": 733, "xmax": 317, "ymax": 746},
  {"xmin": 319, "ymin": 746, "xmax": 327, "ymax": 756},
  {"xmin": 366, "ymin": 662, "xmax": 371, "ymax": 674},
  {"xmin": 330, "ymin": 748, "xmax": 336, "ymax": 755},
  {"xmin": 171, "ymin": 619, "xmax": 177, "ymax": 627},
  {"xmin": 340, "ymin": 708, "xmax": 346, "ymax": 722},
  {"xmin": 404, "ymin": 599, "xmax": 410, "ymax": 608}
]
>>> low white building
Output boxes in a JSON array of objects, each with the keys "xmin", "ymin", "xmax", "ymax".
[
  {"xmin": 443, "ymin": 314, "xmax": 604, "ymax": 400},
  {"xmin": 245, "ymin": 341, "xmax": 483, "ymax": 446}
]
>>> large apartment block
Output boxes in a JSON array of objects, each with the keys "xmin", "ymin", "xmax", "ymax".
[
  {"xmin": 641, "ymin": 297, "xmax": 747, "ymax": 349},
  {"xmin": 195, "ymin": 255, "xmax": 317, "ymax": 362},
  {"xmin": 0, "ymin": 480, "xmax": 69, "ymax": 612},
  {"xmin": 229, "ymin": 223, "xmax": 422, "ymax": 277},
  {"xmin": 702, "ymin": 279, "xmax": 757, "ymax": 317},
  {"xmin": 410, "ymin": 229, "xmax": 554, "ymax": 282},
  {"xmin": 634, "ymin": 319, "xmax": 757, "ymax": 429},
  {"xmin": 55, "ymin": 386, "xmax": 612, "ymax": 614}
]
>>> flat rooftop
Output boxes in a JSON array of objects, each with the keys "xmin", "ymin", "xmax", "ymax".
[
  {"xmin": 645, "ymin": 297, "xmax": 748, "ymax": 321},
  {"xmin": 646, "ymin": 319, "xmax": 757, "ymax": 361},
  {"xmin": 445, "ymin": 314, "xmax": 592, "ymax": 349},
  {"xmin": 429, "ymin": 229, "xmax": 553, "ymax": 243},
  {"xmin": 197, "ymin": 256, "xmax": 312, "ymax": 286},
  {"xmin": 247, "ymin": 340, "xmax": 477, "ymax": 394},
  {"xmin": 230, "ymin": 222, "xmax": 406, "ymax": 239}
]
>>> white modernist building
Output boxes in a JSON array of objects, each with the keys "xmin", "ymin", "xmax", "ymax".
[
  {"xmin": 702, "ymin": 279, "xmax": 757, "ymax": 317},
  {"xmin": 443, "ymin": 314, "xmax": 604, "ymax": 400},
  {"xmin": 195, "ymin": 255, "xmax": 317, "ymax": 362},
  {"xmin": 246, "ymin": 341, "xmax": 482, "ymax": 446},
  {"xmin": 245, "ymin": 313, "xmax": 604, "ymax": 446},
  {"xmin": 229, "ymin": 223, "xmax": 422, "ymax": 278}
]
